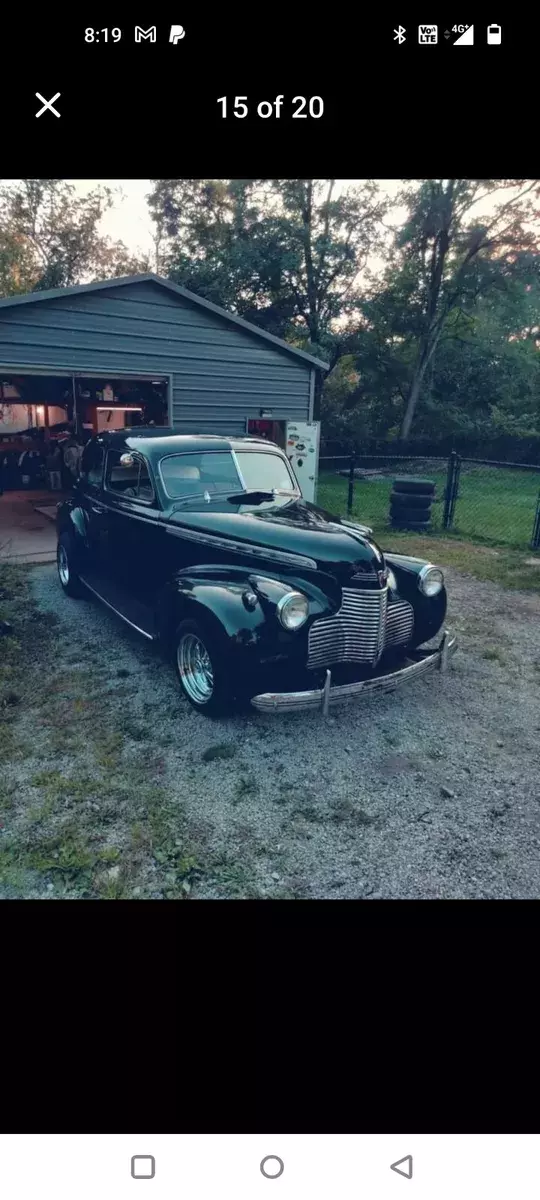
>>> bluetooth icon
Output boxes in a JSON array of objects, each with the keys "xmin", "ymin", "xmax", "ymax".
[{"xmin": 393, "ymin": 25, "xmax": 406, "ymax": 43}]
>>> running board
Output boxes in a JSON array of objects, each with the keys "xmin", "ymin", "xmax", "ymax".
[{"xmin": 79, "ymin": 572, "xmax": 157, "ymax": 640}]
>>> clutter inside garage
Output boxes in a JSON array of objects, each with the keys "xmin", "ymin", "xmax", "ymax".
[{"xmin": 0, "ymin": 375, "xmax": 168, "ymax": 493}]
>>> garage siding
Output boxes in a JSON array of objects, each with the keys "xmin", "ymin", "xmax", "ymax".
[{"xmin": 0, "ymin": 280, "xmax": 312, "ymax": 435}]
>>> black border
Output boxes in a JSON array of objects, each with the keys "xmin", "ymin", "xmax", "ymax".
[
  {"xmin": 1, "ymin": 15, "xmax": 533, "ymax": 176},
  {"xmin": 2, "ymin": 900, "xmax": 536, "ymax": 1132}
]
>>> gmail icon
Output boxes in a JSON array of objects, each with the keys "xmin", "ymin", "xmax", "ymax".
[{"xmin": 135, "ymin": 26, "xmax": 156, "ymax": 41}]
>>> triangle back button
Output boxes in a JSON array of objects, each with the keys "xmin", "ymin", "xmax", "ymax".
[{"xmin": 390, "ymin": 1155, "xmax": 413, "ymax": 1180}]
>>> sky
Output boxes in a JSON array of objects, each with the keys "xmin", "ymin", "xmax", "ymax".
[{"xmin": 68, "ymin": 179, "xmax": 158, "ymax": 257}]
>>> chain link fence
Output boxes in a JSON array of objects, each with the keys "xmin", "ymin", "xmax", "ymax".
[{"xmin": 317, "ymin": 452, "xmax": 540, "ymax": 551}]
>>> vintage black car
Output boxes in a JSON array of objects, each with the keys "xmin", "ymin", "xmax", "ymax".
[{"xmin": 56, "ymin": 429, "xmax": 457, "ymax": 717}]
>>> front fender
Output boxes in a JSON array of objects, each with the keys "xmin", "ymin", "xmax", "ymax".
[
  {"xmin": 157, "ymin": 565, "xmax": 326, "ymax": 665},
  {"xmin": 385, "ymin": 551, "xmax": 447, "ymax": 644}
]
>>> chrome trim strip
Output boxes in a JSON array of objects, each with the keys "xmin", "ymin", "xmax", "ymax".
[
  {"xmin": 79, "ymin": 577, "xmax": 155, "ymax": 640},
  {"xmin": 251, "ymin": 631, "xmax": 457, "ymax": 713},
  {"xmin": 165, "ymin": 523, "xmax": 317, "ymax": 570},
  {"xmin": 82, "ymin": 496, "xmax": 159, "ymax": 525},
  {"xmin": 230, "ymin": 447, "xmax": 247, "ymax": 490}
]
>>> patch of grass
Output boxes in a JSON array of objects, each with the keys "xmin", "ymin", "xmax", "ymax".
[
  {"xmin": 0, "ymin": 716, "xmax": 16, "ymax": 759},
  {"xmin": 202, "ymin": 742, "xmax": 237, "ymax": 763},
  {"xmin": 94, "ymin": 730, "xmax": 125, "ymax": 769},
  {"xmin": 291, "ymin": 802, "xmax": 321, "ymax": 822},
  {"xmin": 99, "ymin": 846, "xmax": 121, "ymax": 864},
  {"xmin": 210, "ymin": 859, "xmax": 259, "ymax": 898},
  {"xmin": 24, "ymin": 827, "xmax": 97, "ymax": 887},
  {"xmin": 483, "ymin": 647, "xmax": 507, "ymax": 665},
  {"xmin": 317, "ymin": 471, "xmax": 540, "ymax": 591},
  {"xmin": 0, "ymin": 782, "xmax": 16, "ymax": 813},
  {"xmin": 30, "ymin": 770, "xmax": 98, "ymax": 805},
  {"xmin": 48, "ymin": 727, "xmax": 82, "ymax": 755},
  {"xmin": 118, "ymin": 718, "xmax": 147, "ymax": 742},
  {"xmin": 233, "ymin": 775, "xmax": 259, "ymax": 804},
  {"xmin": 331, "ymin": 798, "xmax": 355, "ymax": 822}
]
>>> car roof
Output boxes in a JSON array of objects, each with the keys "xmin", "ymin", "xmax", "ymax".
[{"xmin": 94, "ymin": 428, "xmax": 282, "ymax": 460}]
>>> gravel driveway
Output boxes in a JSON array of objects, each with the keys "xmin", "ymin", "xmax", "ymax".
[{"xmin": 2, "ymin": 563, "xmax": 539, "ymax": 898}]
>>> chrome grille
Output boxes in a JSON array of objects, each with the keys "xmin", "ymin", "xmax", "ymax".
[
  {"xmin": 307, "ymin": 588, "xmax": 414, "ymax": 670},
  {"xmin": 385, "ymin": 599, "xmax": 415, "ymax": 648}
]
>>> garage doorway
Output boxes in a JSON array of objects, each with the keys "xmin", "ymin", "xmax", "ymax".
[{"xmin": 0, "ymin": 368, "xmax": 170, "ymax": 563}]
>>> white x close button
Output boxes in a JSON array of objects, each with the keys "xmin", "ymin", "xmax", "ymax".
[{"xmin": 35, "ymin": 92, "xmax": 61, "ymax": 118}]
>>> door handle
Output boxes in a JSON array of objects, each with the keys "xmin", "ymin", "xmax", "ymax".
[{"xmin": 91, "ymin": 504, "xmax": 106, "ymax": 514}]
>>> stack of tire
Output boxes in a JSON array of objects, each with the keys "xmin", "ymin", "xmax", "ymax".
[{"xmin": 390, "ymin": 476, "xmax": 435, "ymax": 531}]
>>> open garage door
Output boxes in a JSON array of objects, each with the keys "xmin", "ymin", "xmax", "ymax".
[{"xmin": 0, "ymin": 368, "xmax": 170, "ymax": 564}]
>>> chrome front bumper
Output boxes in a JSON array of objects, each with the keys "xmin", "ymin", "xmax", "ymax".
[{"xmin": 250, "ymin": 630, "xmax": 457, "ymax": 715}]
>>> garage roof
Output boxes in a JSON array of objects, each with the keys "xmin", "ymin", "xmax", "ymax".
[{"xmin": 0, "ymin": 273, "xmax": 330, "ymax": 373}]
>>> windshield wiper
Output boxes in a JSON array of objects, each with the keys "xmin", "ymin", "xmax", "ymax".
[{"xmin": 226, "ymin": 490, "xmax": 275, "ymax": 504}]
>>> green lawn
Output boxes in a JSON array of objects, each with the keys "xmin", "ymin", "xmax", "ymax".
[{"xmin": 317, "ymin": 461, "xmax": 540, "ymax": 551}]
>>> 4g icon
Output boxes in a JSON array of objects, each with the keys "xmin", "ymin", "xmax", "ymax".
[{"xmin": 217, "ymin": 95, "xmax": 324, "ymax": 119}]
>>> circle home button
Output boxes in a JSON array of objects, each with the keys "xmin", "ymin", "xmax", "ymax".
[{"xmin": 260, "ymin": 1156, "xmax": 285, "ymax": 1179}]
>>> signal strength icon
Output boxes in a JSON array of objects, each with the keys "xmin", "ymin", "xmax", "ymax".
[{"xmin": 454, "ymin": 24, "xmax": 474, "ymax": 44}]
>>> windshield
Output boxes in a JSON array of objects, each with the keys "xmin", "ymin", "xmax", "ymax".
[
  {"xmin": 235, "ymin": 451, "xmax": 297, "ymax": 493},
  {"xmin": 159, "ymin": 449, "xmax": 298, "ymax": 501},
  {"xmin": 159, "ymin": 452, "xmax": 240, "ymax": 499}
]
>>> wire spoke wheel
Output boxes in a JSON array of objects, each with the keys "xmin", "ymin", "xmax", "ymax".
[{"xmin": 177, "ymin": 633, "xmax": 214, "ymax": 704}]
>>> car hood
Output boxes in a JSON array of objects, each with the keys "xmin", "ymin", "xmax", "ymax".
[{"xmin": 166, "ymin": 498, "xmax": 386, "ymax": 580}]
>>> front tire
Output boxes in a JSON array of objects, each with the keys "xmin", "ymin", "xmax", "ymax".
[
  {"xmin": 174, "ymin": 618, "xmax": 236, "ymax": 717},
  {"xmin": 57, "ymin": 532, "xmax": 85, "ymax": 598}
]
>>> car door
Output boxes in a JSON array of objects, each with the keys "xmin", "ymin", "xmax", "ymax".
[
  {"xmin": 76, "ymin": 438, "xmax": 110, "ymax": 575},
  {"xmin": 102, "ymin": 449, "xmax": 167, "ymax": 614}
]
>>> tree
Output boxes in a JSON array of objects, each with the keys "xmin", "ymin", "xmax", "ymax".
[
  {"xmin": 147, "ymin": 179, "xmax": 387, "ymax": 361},
  {"xmin": 0, "ymin": 179, "xmax": 150, "ymax": 297},
  {"xmin": 371, "ymin": 180, "xmax": 540, "ymax": 439},
  {"xmin": 324, "ymin": 249, "xmax": 540, "ymax": 454}
]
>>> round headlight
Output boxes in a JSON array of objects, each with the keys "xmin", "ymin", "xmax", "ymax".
[
  {"xmin": 276, "ymin": 591, "xmax": 309, "ymax": 630},
  {"xmin": 418, "ymin": 564, "xmax": 444, "ymax": 597}
]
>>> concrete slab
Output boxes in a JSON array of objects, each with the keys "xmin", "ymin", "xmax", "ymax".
[{"xmin": 0, "ymin": 490, "xmax": 65, "ymax": 565}]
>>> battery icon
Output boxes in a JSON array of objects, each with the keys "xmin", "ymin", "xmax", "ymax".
[{"xmin": 487, "ymin": 24, "xmax": 501, "ymax": 43}]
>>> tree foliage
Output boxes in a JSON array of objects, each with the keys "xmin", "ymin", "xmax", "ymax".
[
  {"xmin": 147, "ymin": 179, "xmax": 387, "ymax": 360},
  {"xmin": 370, "ymin": 179, "xmax": 540, "ymax": 438},
  {"xmin": 0, "ymin": 179, "xmax": 150, "ymax": 297}
]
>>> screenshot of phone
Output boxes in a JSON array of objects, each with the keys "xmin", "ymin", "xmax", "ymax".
[{"xmin": 0, "ymin": 13, "xmax": 537, "ymax": 1193}]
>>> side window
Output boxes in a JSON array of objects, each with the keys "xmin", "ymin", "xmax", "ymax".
[
  {"xmin": 80, "ymin": 441, "xmax": 104, "ymax": 488},
  {"xmin": 105, "ymin": 450, "xmax": 154, "ymax": 502}
]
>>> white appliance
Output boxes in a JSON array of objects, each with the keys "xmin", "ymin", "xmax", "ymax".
[
  {"xmin": 284, "ymin": 420, "xmax": 320, "ymax": 504},
  {"xmin": 245, "ymin": 417, "xmax": 321, "ymax": 504}
]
